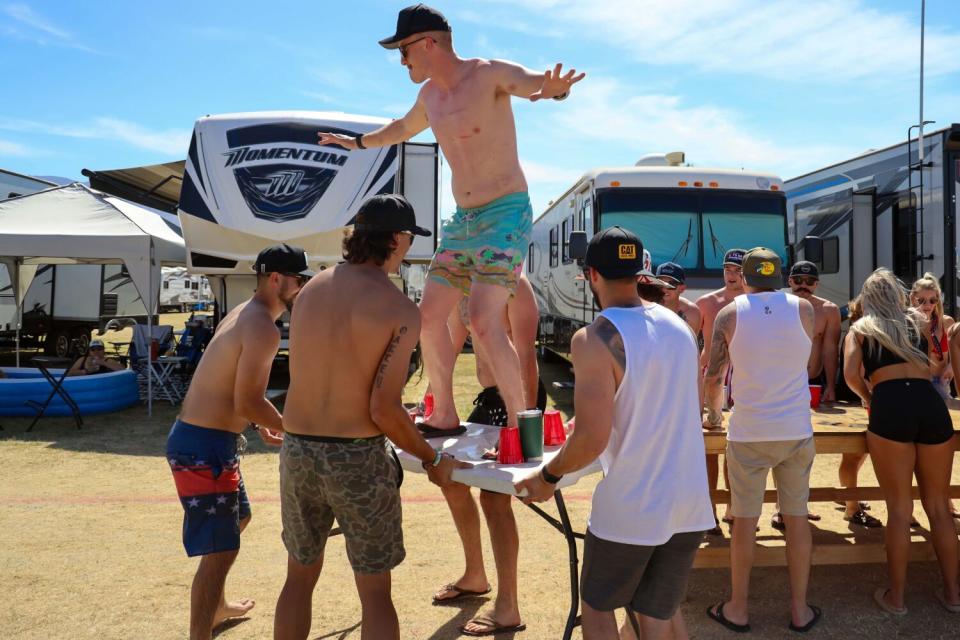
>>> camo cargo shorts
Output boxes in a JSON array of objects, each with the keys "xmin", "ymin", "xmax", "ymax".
[
  {"xmin": 279, "ymin": 432, "xmax": 405, "ymax": 574},
  {"xmin": 428, "ymin": 191, "xmax": 532, "ymax": 294}
]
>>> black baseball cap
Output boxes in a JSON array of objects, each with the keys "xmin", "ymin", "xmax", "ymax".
[
  {"xmin": 353, "ymin": 194, "xmax": 432, "ymax": 236},
  {"xmin": 253, "ymin": 244, "xmax": 315, "ymax": 277},
  {"xmin": 742, "ymin": 247, "xmax": 783, "ymax": 288},
  {"xmin": 723, "ymin": 248, "xmax": 746, "ymax": 266},
  {"xmin": 656, "ymin": 262, "xmax": 685, "ymax": 284},
  {"xmin": 789, "ymin": 260, "xmax": 820, "ymax": 280},
  {"xmin": 584, "ymin": 226, "xmax": 674, "ymax": 287},
  {"xmin": 379, "ymin": 4, "xmax": 451, "ymax": 49}
]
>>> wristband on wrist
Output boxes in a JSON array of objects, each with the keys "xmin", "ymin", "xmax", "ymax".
[
  {"xmin": 354, "ymin": 134, "xmax": 366, "ymax": 149},
  {"xmin": 422, "ymin": 449, "xmax": 442, "ymax": 469},
  {"xmin": 552, "ymin": 91, "xmax": 569, "ymax": 101},
  {"xmin": 540, "ymin": 465, "xmax": 563, "ymax": 484},
  {"xmin": 248, "ymin": 422, "xmax": 260, "ymax": 432}
]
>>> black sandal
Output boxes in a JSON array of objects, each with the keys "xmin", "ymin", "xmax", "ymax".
[
  {"xmin": 707, "ymin": 603, "xmax": 750, "ymax": 633},
  {"xmin": 845, "ymin": 510, "xmax": 882, "ymax": 528},
  {"xmin": 788, "ymin": 605, "xmax": 822, "ymax": 632},
  {"xmin": 417, "ymin": 423, "xmax": 467, "ymax": 438}
]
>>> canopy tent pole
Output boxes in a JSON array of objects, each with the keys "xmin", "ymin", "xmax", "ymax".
[
  {"xmin": 147, "ymin": 239, "xmax": 154, "ymax": 417},
  {"xmin": 14, "ymin": 258, "xmax": 21, "ymax": 368}
]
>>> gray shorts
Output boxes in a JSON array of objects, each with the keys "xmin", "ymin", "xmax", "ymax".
[
  {"xmin": 279, "ymin": 432, "xmax": 405, "ymax": 574},
  {"xmin": 726, "ymin": 437, "xmax": 815, "ymax": 518},
  {"xmin": 581, "ymin": 529, "xmax": 704, "ymax": 620}
]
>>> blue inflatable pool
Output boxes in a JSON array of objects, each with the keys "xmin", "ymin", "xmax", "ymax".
[{"xmin": 0, "ymin": 367, "xmax": 139, "ymax": 417}]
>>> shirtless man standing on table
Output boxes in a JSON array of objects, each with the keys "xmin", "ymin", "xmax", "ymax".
[
  {"xmin": 274, "ymin": 194, "xmax": 463, "ymax": 640},
  {"xmin": 697, "ymin": 249, "xmax": 745, "ymax": 528},
  {"xmin": 166, "ymin": 243, "xmax": 310, "ymax": 640},
  {"xmin": 318, "ymin": 5, "xmax": 583, "ymax": 635}
]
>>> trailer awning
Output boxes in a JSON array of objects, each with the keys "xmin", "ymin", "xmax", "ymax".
[{"xmin": 82, "ymin": 160, "xmax": 184, "ymax": 214}]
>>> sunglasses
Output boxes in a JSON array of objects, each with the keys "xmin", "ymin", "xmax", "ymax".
[
  {"xmin": 399, "ymin": 36, "xmax": 433, "ymax": 59},
  {"xmin": 281, "ymin": 273, "xmax": 310, "ymax": 287},
  {"xmin": 915, "ymin": 296, "xmax": 939, "ymax": 305},
  {"xmin": 791, "ymin": 276, "xmax": 818, "ymax": 286}
]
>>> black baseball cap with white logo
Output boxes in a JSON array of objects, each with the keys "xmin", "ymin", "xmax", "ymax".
[
  {"xmin": 379, "ymin": 4, "xmax": 451, "ymax": 49},
  {"xmin": 353, "ymin": 194, "xmax": 432, "ymax": 236},
  {"xmin": 584, "ymin": 226, "xmax": 673, "ymax": 287},
  {"xmin": 789, "ymin": 260, "xmax": 820, "ymax": 280},
  {"xmin": 723, "ymin": 248, "xmax": 746, "ymax": 266},
  {"xmin": 253, "ymin": 244, "xmax": 315, "ymax": 277}
]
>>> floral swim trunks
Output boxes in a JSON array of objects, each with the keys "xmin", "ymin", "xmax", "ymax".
[{"xmin": 428, "ymin": 191, "xmax": 532, "ymax": 294}]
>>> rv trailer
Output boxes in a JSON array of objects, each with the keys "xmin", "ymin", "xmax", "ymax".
[
  {"xmin": 785, "ymin": 123, "xmax": 960, "ymax": 316},
  {"xmin": 530, "ymin": 153, "xmax": 788, "ymax": 358},
  {"xmin": 177, "ymin": 111, "xmax": 440, "ymax": 313},
  {"xmin": 160, "ymin": 267, "xmax": 212, "ymax": 313}
]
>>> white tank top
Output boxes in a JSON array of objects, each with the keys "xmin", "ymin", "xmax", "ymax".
[
  {"xmin": 588, "ymin": 304, "xmax": 716, "ymax": 545},
  {"xmin": 727, "ymin": 292, "xmax": 813, "ymax": 442}
]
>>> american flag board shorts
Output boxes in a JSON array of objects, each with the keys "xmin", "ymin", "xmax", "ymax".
[{"xmin": 166, "ymin": 420, "xmax": 251, "ymax": 557}]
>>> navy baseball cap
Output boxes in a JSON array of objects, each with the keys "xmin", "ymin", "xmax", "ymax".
[
  {"xmin": 583, "ymin": 226, "xmax": 674, "ymax": 287},
  {"xmin": 379, "ymin": 4, "xmax": 451, "ymax": 49},
  {"xmin": 723, "ymin": 248, "xmax": 746, "ymax": 266},
  {"xmin": 656, "ymin": 262, "xmax": 685, "ymax": 284},
  {"xmin": 789, "ymin": 260, "xmax": 820, "ymax": 280}
]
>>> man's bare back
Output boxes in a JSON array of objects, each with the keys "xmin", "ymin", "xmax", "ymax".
[
  {"xmin": 284, "ymin": 264, "xmax": 419, "ymax": 439},
  {"xmin": 804, "ymin": 295, "xmax": 839, "ymax": 377},
  {"xmin": 179, "ymin": 299, "xmax": 280, "ymax": 433}
]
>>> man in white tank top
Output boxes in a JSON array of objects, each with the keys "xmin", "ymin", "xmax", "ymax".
[
  {"xmin": 703, "ymin": 248, "xmax": 822, "ymax": 633},
  {"xmin": 516, "ymin": 227, "xmax": 715, "ymax": 639}
]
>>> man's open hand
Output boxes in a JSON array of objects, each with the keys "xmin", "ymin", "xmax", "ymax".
[
  {"xmin": 530, "ymin": 63, "xmax": 585, "ymax": 101},
  {"xmin": 317, "ymin": 131, "xmax": 359, "ymax": 149},
  {"xmin": 257, "ymin": 427, "xmax": 284, "ymax": 447}
]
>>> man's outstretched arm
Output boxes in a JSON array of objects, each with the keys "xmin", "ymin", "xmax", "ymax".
[
  {"xmin": 491, "ymin": 61, "xmax": 585, "ymax": 101},
  {"xmin": 318, "ymin": 98, "xmax": 429, "ymax": 150}
]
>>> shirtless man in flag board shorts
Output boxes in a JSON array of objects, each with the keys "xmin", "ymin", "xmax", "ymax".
[{"xmin": 166, "ymin": 244, "xmax": 311, "ymax": 640}]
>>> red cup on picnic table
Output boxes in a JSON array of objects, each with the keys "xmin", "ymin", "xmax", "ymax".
[
  {"xmin": 423, "ymin": 392, "xmax": 435, "ymax": 419},
  {"xmin": 809, "ymin": 385, "xmax": 822, "ymax": 410},
  {"xmin": 543, "ymin": 409, "xmax": 566, "ymax": 445},
  {"xmin": 497, "ymin": 426, "xmax": 524, "ymax": 464}
]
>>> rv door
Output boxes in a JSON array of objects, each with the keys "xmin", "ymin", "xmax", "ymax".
[{"xmin": 400, "ymin": 142, "xmax": 440, "ymax": 262}]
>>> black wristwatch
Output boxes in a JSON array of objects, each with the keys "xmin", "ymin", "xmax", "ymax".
[
  {"xmin": 354, "ymin": 133, "xmax": 366, "ymax": 149},
  {"xmin": 540, "ymin": 466, "xmax": 564, "ymax": 484}
]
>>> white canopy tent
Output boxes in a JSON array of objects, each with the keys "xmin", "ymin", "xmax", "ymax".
[{"xmin": 0, "ymin": 183, "xmax": 186, "ymax": 414}]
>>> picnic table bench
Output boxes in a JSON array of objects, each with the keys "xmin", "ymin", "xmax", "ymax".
[{"xmin": 696, "ymin": 400, "xmax": 960, "ymax": 567}]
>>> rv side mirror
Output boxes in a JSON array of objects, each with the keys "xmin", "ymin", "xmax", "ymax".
[
  {"xmin": 569, "ymin": 231, "xmax": 588, "ymax": 261},
  {"xmin": 802, "ymin": 236, "xmax": 823, "ymax": 265}
]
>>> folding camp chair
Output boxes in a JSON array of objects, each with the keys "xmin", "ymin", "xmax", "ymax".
[{"xmin": 130, "ymin": 324, "xmax": 176, "ymax": 403}]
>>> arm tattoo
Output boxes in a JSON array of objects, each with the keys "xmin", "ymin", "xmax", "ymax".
[
  {"xmin": 594, "ymin": 317, "xmax": 626, "ymax": 370},
  {"xmin": 375, "ymin": 325, "xmax": 408, "ymax": 389},
  {"xmin": 704, "ymin": 311, "xmax": 732, "ymax": 379}
]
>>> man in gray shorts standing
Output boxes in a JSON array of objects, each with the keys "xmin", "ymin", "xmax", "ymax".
[
  {"xmin": 274, "ymin": 195, "xmax": 465, "ymax": 640},
  {"xmin": 703, "ymin": 248, "xmax": 822, "ymax": 633},
  {"xmin": 516, "ymin": 227, "xmax": 714, "ymax": 639}
]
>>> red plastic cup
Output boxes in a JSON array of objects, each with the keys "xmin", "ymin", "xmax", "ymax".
[
  {"xmin": 543, "ymin": 409, "xmax": 566, "ymax": 445},
  {"xmin": 423, "ymin": 392, "xmax": 435, "ymax": 420},
  {"xmin": 809, "ymin": 385, "xmax": 822, "ymax": 410},
  {"xmin": 497, "ymin": 427, "xmax": 524, "ymax": 464}
]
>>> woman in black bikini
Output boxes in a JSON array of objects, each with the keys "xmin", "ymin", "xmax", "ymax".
[
  {"xmin": 844, "ymin": 268, "xmax": 959, "ymax": 615},
  {"xmin": 67, "ymin": 339, "xmax": 124, "ymax": 376}
]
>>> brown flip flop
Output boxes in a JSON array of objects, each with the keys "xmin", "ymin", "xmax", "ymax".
[
  {"xmin": 432, "ymin": 583, "xmax": 492, "ymax": 606},
  {"xmin": 459, "ymin": 614, "xmax": 526, "ymax": 636}
]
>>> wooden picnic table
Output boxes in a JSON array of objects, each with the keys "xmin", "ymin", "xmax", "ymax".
[{"xmin": 695, "ymin": 400, "xmax": 960, "ymax": 567}]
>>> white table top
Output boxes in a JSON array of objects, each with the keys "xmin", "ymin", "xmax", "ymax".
[{"xmin": 395, "ymin": 422, "xmax": 603, "ymax": 496}]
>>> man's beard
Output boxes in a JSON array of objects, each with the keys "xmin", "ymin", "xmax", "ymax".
[
  {"xmin": 281, "ymin": 293, "xmax": 296, "ymax": 312},
  {"xmin": 589, "ymin": 283, "xmax": 603, "ymax": 311}
]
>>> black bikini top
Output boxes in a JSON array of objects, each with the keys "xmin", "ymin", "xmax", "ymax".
[{"xmin": 860, "ymin": 326, "xmax": 928, "ymax": 380}]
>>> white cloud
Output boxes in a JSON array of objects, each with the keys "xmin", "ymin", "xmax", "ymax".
[
  {"xmin": 2, "ymin": 3, "xmax": 99, "ymax": 53},
  {"xmin": 0, "ymin": 117, "xmax": 190, "ymax": 156},
  {"xmin": 542, "ymin": 77, "xmax": 857, "ymax": 179},
  {"xmin": 480, "ymin": 0, "xmax": 960, "ymax": 83},
  {"xmin": 0, "ymin": 138, "xmax": 32, "ymax": 156}
]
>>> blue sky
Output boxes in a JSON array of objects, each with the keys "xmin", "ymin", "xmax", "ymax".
[{"xmin": 1, "ymin": 0, "xmax": 958, "ymax": 215}]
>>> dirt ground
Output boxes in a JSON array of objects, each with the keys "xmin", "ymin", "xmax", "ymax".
[{"xmin": 2, "ymin": 350, "xmax": 960, "ymax": 639}]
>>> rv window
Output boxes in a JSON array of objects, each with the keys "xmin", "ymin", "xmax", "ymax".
[
  {"xmin": 562, "ymin": 215, "xmax": 575, "ymax": 263},
  {"xmin": 163, "ymin": 281, "xmax": 169, "ymax": 290},
  {"xmin": 822, "ymin": 236, "xmax": 840, "ymax": 274},
  {"xmin": 599, "ymin": 191, "xmax": 700, "ymax": 269},
  {"xmin": 527, "ymin": 243, "xmax": 534, "ymax": 273},
  {"xmin": 702, "ymin": 212, "xmax": 786, "ymax": 269},
  {"xmin": 550, "ymin": 226, "xmax": 559, "ymax": 267}
]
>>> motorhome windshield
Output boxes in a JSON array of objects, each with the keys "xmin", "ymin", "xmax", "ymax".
[{"xmin": 599, "ymin": 189, "xmax": 786, "ymax": 272}]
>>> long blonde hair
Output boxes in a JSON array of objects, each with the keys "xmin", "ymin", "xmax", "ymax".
[
  {"xmin": 852, "ymin": 268, "xmax": 928, "ymax": 369},
  {"xmin": 910, "ymin": 271, "xmax": 945, "ymax": 329}
]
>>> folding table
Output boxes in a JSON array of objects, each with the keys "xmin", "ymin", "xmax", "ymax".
[{"xmin": 26, "ymin": 356, "xmax": 83, "ymax": 431}]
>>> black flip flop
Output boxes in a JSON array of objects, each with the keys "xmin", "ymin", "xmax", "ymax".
[
  {"xmin": 417, "ymin": 423, "xmax": 467, "ymax": 438},
  {"xmin": 459, "ymin": 614, "xmax": 526, "ymax": 636},
  {"xmin": 432, "ymin": 583, "xmax": 492, "ymax": 606},
  {"xmin": 707, "ymin": 603, "xmax": 750, "ymax": 633},
  {"xmin": 788, "ymin": 605, "xmax": 822, "ymax": 633}
]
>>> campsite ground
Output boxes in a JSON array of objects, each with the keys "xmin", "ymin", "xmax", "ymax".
[{"xmin": 2, "ymin": 327, "xmax": 960, "ymax": 638}]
